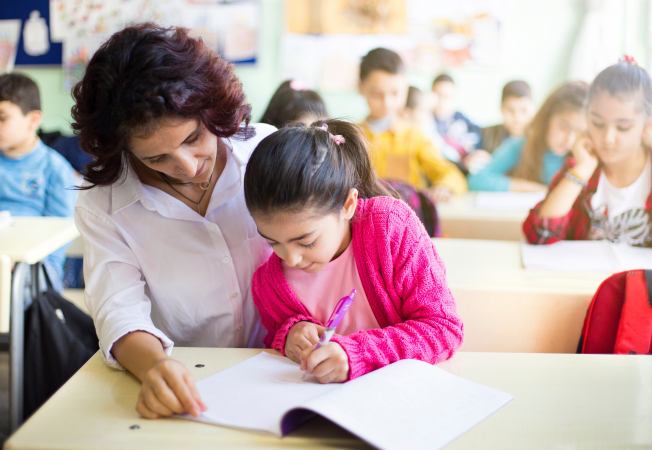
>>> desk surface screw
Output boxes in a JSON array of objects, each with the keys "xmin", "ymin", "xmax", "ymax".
[
  {"xmin": 129, "ymin": 425, "xmax": 140, "ymax": 430},
  {"xmin": 195, "ymin": 364, "xmax": 205, "ymax": 368}
]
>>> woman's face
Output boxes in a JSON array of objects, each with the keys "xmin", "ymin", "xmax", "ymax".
[
  {"xmin": 129, "ymin": 118, "xmax": 217, "ymax": 184},
  {"xmin": 546, "ymin": 110, "xmax": 586, "ymax": 156},
  {"xmin": 587, "ymin": 91, "xmax": 650, "ymax": 165}
]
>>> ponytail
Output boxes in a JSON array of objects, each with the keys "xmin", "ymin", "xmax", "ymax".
[{"xmin": 244, "ymin": 119, "xmax": 392, "ymax": 219}]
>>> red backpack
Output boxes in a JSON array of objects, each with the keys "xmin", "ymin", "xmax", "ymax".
[{"xmin": 578, "ymin": 270, "xmax": 652, "ymax": 355}]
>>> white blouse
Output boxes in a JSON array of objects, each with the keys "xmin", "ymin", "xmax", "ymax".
[{"xmin": 75, "ymin": 123, "xmax": 275, "ymax": 369}]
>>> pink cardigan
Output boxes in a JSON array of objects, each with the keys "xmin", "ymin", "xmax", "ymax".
[{"xmin": 251, "ymin": 196, "xmax": 464, "ymax": 380}]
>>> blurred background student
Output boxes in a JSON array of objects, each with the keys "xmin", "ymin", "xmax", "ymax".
[
  {"xmin": 260, "ymin": 79, "xmax": 327, "ymax": 128},
  {"xmin": 358, "ymin": 48, "xmax": 467, "ymax": 204},
  {"xmin": 0, "ymin": 73, "xmax": 77, "ymax": 291},
  {"xmin": 482, "ymin": 80, "xmax": 535, "ymax": 154},
  {"xmin": 468, "ymin": 81, "xmax": 589, "ymax": 192}
]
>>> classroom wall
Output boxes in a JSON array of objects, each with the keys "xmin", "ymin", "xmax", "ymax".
[{"xmin": 18, "ymin": 0, "xmax": 652, "ymax": 136}]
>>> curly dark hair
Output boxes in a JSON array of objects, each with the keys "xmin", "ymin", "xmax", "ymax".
[{"xmin": 71, "ymin": 22, "xmax": 253, "ymax": 188}]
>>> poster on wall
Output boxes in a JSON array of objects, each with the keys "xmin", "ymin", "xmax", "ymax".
[
  {"xmin": 286, "ymin": 0, "xmax": 406, "ymax": 34},
  {"xmin": 49, "ymin": 0, "xmax": 261, "ymax": 91},
  {"xmin": 0, "ymin": 20, "xmax": 22, "ymax": 74},
  {"xmin": 280, "ymin": 0, "xmax": 504, "ymax": 93}
]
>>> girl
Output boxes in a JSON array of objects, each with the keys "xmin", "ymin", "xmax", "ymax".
[
  {"xmin": 524, "ymin": 58, "xmax": 652, "ymax": 247},
  {"xmin": 244, "ymin": 119, "xmax": 463, "ymax": 383},
  {"xmin": 260, "ymin": 80, "xmax": 327, "ymax": 129},
  {"xmin": 468, "ymin": 81, "xmax": 588, "ymax": 192}
]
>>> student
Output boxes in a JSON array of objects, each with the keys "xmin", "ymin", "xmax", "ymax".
[
  {"xmin": 245, "ymin": 119, "xmax": 463, "ymax": 383},
  {"xmin": 260, "ymin": 80, "xmax": 327, "ymax": 129},
  {"xmin": 468, "ymin": 81, "xmax": 588, "ymax": 192},
  {"xmin": 432, "ymin": 74, "xmax": 483, "ymax": 161},
  {"xmin": 482, "ymin": 80, "xmax": 535, "ymax": 154},
  {"xmin": 358, "ymin": 48, "xmax": 467, "ymax": 203},
  {"xmin": 524, "ymin": 57, "xmax": 652, "ymax": 247},
  {"xmin": 402, "ymin": 86, "xmax": 461, "ymax": 164},
  {"xmin": 0, "ymin": 73, "xmax": 77, "ymax": 288}
]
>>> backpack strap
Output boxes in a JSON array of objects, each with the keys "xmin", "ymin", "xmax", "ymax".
[{"xmin": 614, "ymin": 270, "xmax": 652, "ymax": 355}]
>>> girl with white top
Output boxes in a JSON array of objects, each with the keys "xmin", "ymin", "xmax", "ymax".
[
  {"xmin": 71, "ymin": 24, "xmax": 273, "ymax": 419},
  {"xmin": 524, "ymin": 56, "xmax": 652, "ymax": 247}
]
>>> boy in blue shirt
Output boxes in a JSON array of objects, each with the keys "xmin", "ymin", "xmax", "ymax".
[{"xmin": 0, "ymin": 73, "xmax": 77, "ymax": 288}]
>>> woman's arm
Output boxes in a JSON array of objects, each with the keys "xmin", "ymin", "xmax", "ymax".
[
  {"xmin": 75, "ymin": 206, "xmax": 205, "ymax": 418},
  {"xmin": 538, "ymin": 134, "xmax": 598, "ymax": 218}
]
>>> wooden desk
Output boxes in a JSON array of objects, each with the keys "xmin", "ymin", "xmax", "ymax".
[
  {"xmin": 6, "ymin": 349, "xmax": 651, "ymax": 450},
  {"xmin": 437, "ymin": 193, "xmax": 527, "ymax": 241},
  {"xmin": 433, "ymin": 238, "xmax": 611, "ymax": 354},
  {"xmin": 0, "ymin": 217, "xmax": 80, "ymax": 432}
]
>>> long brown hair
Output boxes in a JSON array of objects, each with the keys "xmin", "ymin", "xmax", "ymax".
[
  {"xmin": 513, "ymin": 81, "xmax": 588, "ymax": 182},
  {"xmin": 244, "ymin": 119, "xmax": 392, "ymax": 219}
]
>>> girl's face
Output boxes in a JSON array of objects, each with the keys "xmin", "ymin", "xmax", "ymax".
[
  {"xmin": 253, "ymin": 190, "xmax": 358, "ymax": 274},
  {"xmin": 587, "ymin": 91, "xmax": 650, "ymax": 165},
  {"xmin": 129, "ymin": 119, "xmax": 217, "ymax": 184},
  {"xmin": 546, "ymin": 110, "xmax": 586, "ymax": 156}
]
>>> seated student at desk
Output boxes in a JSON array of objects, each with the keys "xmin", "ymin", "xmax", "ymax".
[
  {"xmin": 71, "ymin": 24, "xmax": 275, "ymax": 420},
  {"xmin": 468, "ymin": 81, "xmax": 588, "ymax": 193},
  {"xmin": 260, "ymin": 79, "xmax": 327, "ymax": 129},
  {"xmin": 245, "ymin": 119, "xmax": 464, "ymax": 383},
  {"xmin": 358, "ymin": 48, "xmax": 467, "ymax": 204},
  {"xmin": 524, "ymin": 58, "xmax": 652, "ymax": 247},
  {"xmin": 0, "ymin": 73, "xmax": 77, "ymax": 290}
]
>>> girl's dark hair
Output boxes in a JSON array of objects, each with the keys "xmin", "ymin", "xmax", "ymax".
[
  {"xmin": 71, "ymin": 23, "xmax": 253, "ymax": 189},
  {"xmin": 260, "ymin": 80, "xmax": 327, "ymax": 129},
  {"xmin": 513, "ymin": 81, "xmax": 589, "ymax": 182},
  {"xmin": 589, "ymin": 59, "xmax": 652, "ymax": 117},
  {"xmin": 244, "ymin": 119, "xmax": 392, "ymax": 219}
]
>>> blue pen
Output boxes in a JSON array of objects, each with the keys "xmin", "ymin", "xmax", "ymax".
[{"xmin": 302, "ymin": 289, "xmax": 356, "ymax": 379}]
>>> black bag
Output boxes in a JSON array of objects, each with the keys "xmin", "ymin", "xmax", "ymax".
[{"xmin": 24, "ymin": 267, "xmax": 99, "ymax": 420}]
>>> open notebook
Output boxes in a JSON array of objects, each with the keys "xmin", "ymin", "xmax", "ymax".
[
  {"xmin": 178, "ymin": 352, "xmax": 512, "ymax": 450},
  {"xmin": 521, "ymin": 240, "xmax": 652, "ymax": 272}
]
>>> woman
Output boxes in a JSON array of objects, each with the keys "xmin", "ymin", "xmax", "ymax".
[{"xmin": 72, "ymin": 24, "xmax": 274, "ymax": 419}]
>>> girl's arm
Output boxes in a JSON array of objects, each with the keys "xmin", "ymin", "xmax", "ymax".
[
  {"xmin": 538, "ymin": 134, "xmax": 598, "ymax": 218},
  {"xmin": 330, "ymin": 212, "xmax": 464, "ymax": 380},
  {"xmin": 467, "ymin": 137, "xmax": 525, "ymax": 192}
]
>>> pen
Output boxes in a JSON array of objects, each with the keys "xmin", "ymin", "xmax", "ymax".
[{"xmin": 302, "ymin": 289, "xmax": 356, "ymax": 379}]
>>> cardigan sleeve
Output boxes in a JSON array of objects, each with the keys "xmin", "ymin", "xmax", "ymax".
[
  {"xmin": 331, "ymin": 207, "xmax": 464, "ymax": 380},
  {"xmin": 251, "ymin": 259, "xmax": 323, "ymax": 353}
]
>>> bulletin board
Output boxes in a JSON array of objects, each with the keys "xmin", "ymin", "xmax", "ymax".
[{"xmin": 0, "ymin": 0, "xmax": 62, "ymax": 66}]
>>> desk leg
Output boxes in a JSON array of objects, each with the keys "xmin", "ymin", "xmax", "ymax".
[{"xmin": 9, "ymin": 262, "xmax": 28, "ymax": 432}]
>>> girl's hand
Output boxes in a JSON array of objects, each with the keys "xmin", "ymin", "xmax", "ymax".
[
  {"xmin": 464, "ymin": 149, "xmax": 492, "ymax": 174},
  {"xmin": 136, "ymin": 357, "xmax": 207, "ymax": 419},
  {"xmin": 285, "ymin": 321, "xmax": 326, "ymax": 365},
  {"xmin": 429, "ymin": 185, "xmax": 453, "ymax": 203},
  {"xmin": 300, "ymin": 342, "xmax": 350, "ymax": 384},
  {"xmin": 571, "ymin": 132, "xmax": 599, "ymax": 179}
]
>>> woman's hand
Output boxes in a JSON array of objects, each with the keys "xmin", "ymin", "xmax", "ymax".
[
  {"xmin": 428, "ymin": 185, "xmax": 454, "ymax": 203},
  {"xmin": 571, "ymin": 132, "xmax": 599, "ymax": 179},
  {"xmin": 136, "ymin": 357, "xmax": 207, "ymax": 419},
  {"xmin": 300, "ymin": 342, "xmax": 350, "ymax": 384},
  {"xmin": 111, "ymin": 331, "xmax": 207, "ymax": 420},
  {"xmin": 285, "ymin": 321, "xmax": 325, "ymax": 364}
]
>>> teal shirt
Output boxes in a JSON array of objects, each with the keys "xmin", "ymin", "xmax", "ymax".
[{"xmin": 467, "ymin": 137, "xmax": 566, "ymax": 191}]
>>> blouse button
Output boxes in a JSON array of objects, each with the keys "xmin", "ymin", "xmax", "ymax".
[
  {"xmin": 236, "ymin": 325, "xmax": 243, "ymax": 332},
  {"xmin": 209, "ymin": 223, "xmax": 217, "ymax": 231},
  {"xmin": 222, "ymin": 256, "xmax": 230, "ymax": 264},
  {"xmin": 231, "ymin": 292, "xmax": 238, "ymax": 298}
]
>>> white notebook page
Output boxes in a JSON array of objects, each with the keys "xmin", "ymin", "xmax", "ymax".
[
  {"xmin": 520, "ymin": 240, "xmax": 619, "ymax": 272},
  {"xmin": 186, "ymin": 353, "xmax": 337, "ymax": 435},
  {"xmin": 302, "ymin": 358, "xmax": 513, "ymax": 450},
  {"xmin": 611, "ymin": 244, "xmax": 652, "ymax": 270}
]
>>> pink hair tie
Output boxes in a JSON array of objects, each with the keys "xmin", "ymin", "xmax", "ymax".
[
  {"xmin": 318, "ymin": 123, "xmax": 346, "ymax": 146},
  {"xmin": 619, "ymin": 55, "xmax": 638, "ymax": 65},
  {"xmin": 290, "ymin": 79, "xmax": 306, "ymax": 91}
]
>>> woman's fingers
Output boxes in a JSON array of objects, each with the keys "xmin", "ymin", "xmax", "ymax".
[
  {"xmin": 185, "ymin": 375, "xmax": 208, "ymax": 412},
  {"xmin": 142, "ymin": 387, "xmax": 175, "ymax": 416},
  {"xmin": 166, "ymin": 371, "xmax": 201, "ymax": 417},
  {"xmin": 136, "ymin": 393, "xmax": 161, "ymax": 419}
]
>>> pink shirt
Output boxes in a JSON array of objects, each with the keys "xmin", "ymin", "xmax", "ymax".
[{"xmin": 282, "ymin": 243, "xmax": 380, "ymax": 335}]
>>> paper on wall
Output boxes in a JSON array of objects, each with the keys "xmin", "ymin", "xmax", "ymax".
[{"xmin": 0, "ymin": 20, "xmax": 21, "ymax": 74}]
